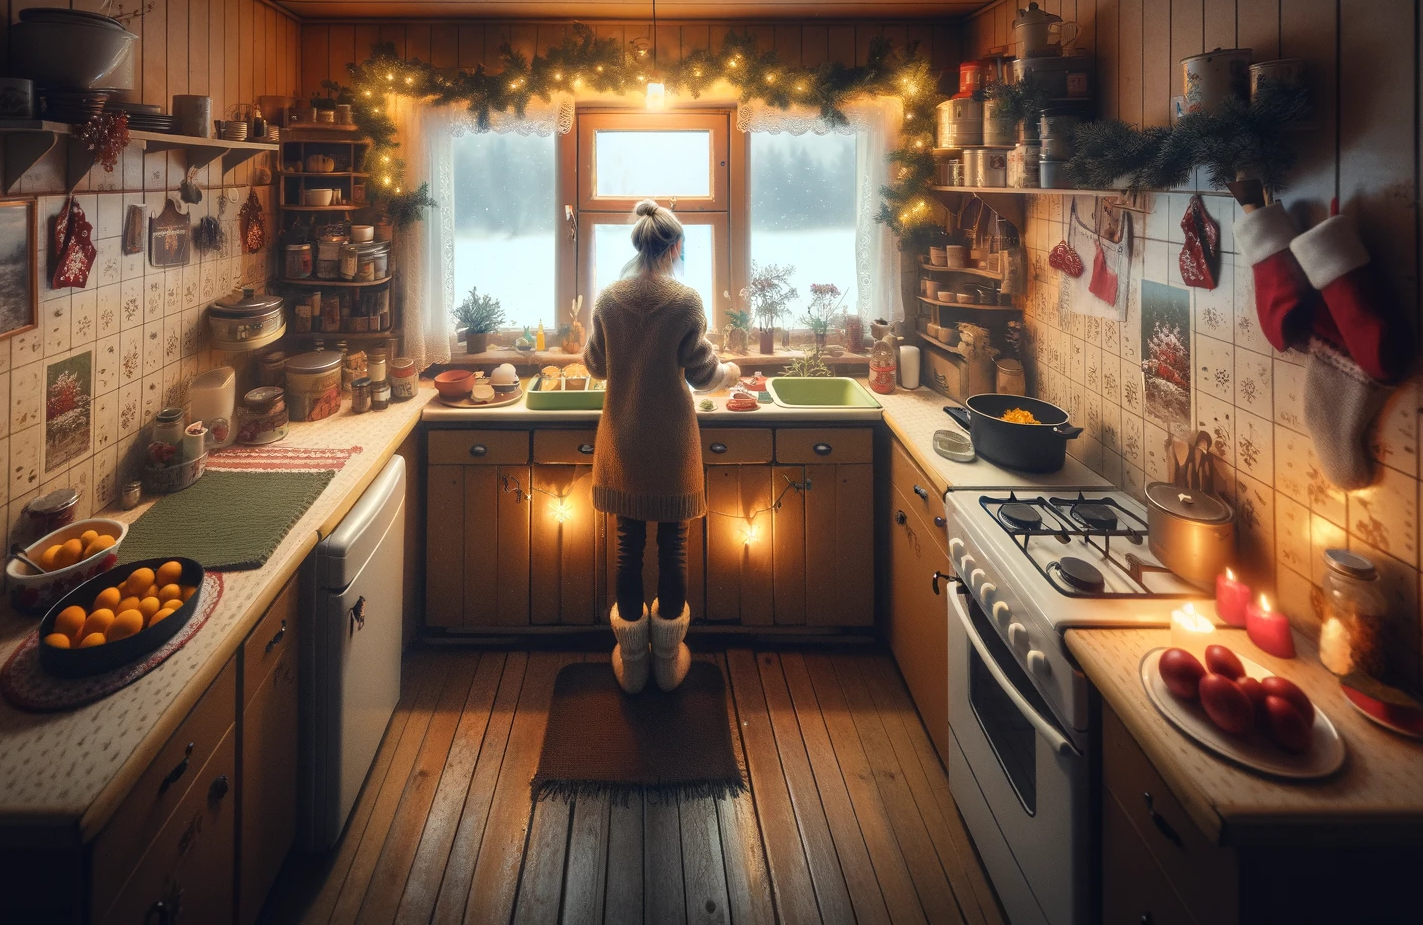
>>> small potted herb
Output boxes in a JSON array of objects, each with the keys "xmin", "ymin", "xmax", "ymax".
[
  {"xmin": 800, "ymin": 282, "xmax": 846, "ymax": 350},
  {"xmin": 743, "ymin": 261, "xmax": 797, "ymax": 355},
  {"xmin": 724, "ymin": 308, "xmax": 752, "ymax": 354},
  {"xmin": 452, "ymin": 287, "xmax": 505, "ymax": 354}
]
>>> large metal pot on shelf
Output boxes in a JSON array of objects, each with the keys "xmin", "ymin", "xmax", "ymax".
[
  {"xmin": 942, "ymin": 394, "xmax": 1083, "ymax": 473},
  {"xmin": 207, "ymin": 287, "xmax": 286, "ymax": 352}
]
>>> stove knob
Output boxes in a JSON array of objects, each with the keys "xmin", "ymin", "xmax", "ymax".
[
  {"xmin": 1027, "ymin": 650, "xmax": 1052, "ymax": 677},
  {"xmin": 991, "ymin": 601, "xmax": 1012, "ymax": 627},
  {"xmin": 968, "ymin": 568, "xmax": 986, "ymax": 589},
  {"xmin": 1008, "ymin": 623, "xmax": 1030, "ymax": 651},
  {"xmin": 959, "ymin": 552, "xmax": 976, "ymax": 575},
  {"xmin": 949, "ymin": 537, "xmax": 965, "ymax": 559},
  {"xmin": 978, "ymin": 580, "xmax": 996, "ymax": 600}
]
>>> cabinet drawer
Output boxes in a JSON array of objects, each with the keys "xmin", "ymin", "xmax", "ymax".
[
  {"xmin": 1102, "ymin": 786, "xmax": 1196, "ymax": 925},
  {"xmin": 700, "ymin": 428, "xmax": 772, "ymax": 464},
  {"xmin": 239, "ymin": 643, "xmax": 299, "ymax": 925},
  {"xmin": 1103, "ymin": 704, "xmax": 1238, "ymax": 924},
  {"xmin": 890, "ymin": 441, "xmax": 948, "ymax": 555},
  {"xmin": 242, "ymin": 576, "xmax": 298, "ymax": 709},
  {"xmin": 775, "ymin": 428, "xmax": 872, "ymax": 464},
  {"xmin": 533, "ymin": 429, "xmax": 599, "ymax": 464},
  {"xmin": 91, "ymin": 657, "xmax": 237, "ymax": 922},
  {"xmin": 886, "ymin": 494, "xmax": 952, "ymax": 763},
  {"xmin": 101, "ymin": 725, "xmax": 236, "ymax": 925},
  {"xmin": 428, "ymin": 429, "xmax": 529, "ymax": 466}
]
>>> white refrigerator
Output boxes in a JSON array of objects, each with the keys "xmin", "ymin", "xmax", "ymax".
[{"xmin": 299, "ymin": 455, "xmax": 406, "ymax": 851}]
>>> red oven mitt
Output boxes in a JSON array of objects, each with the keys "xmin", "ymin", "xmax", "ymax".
[
  {"xmin": 1088, "ymin": 243, "xmax": 1119, "ymax": 304},
  {"xmin": 51, "ymin": 196, "xmax": 95, "ymax": 290}
]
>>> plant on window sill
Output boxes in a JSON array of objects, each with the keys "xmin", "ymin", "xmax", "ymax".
[
  {"xmin": 453, "ymin": 287, "xmax": 506, "ymax": 354},
  {"xmin": 799, "ymin": 282, "xmax": 847, "ymax": 349}
]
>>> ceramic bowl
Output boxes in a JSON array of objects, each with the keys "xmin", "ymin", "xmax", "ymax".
[
  {"xmin": 7, "ymin": 518, "xmax": 129, "ymax": 614},
  {"xmin": 349, "ymin": 224, "xmax": 375, "ymax": 243},
  {"xmin": 490, "ymin": 363, "xmax": 520, "ymax": 393},
  {"xmin": 303, "ymin": 188, "xmax": 334, "ymax": 207},
  {"xmin": 11, "ymin": 19, "xmax": 136, "ymax": 91},
  {"xmin": 433, "ymin": 369, "xmax": 475, "ymax": 398}
]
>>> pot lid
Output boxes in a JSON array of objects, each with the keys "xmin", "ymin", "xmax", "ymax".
[
  {"xmin": 286, "ymin": 350, "xmax": 344, "ymax": 374},
  {"xmin": 214, "ymin": 286, "xmax": 283, "ymax": 314},
  {"xmin": 1014, "ymin": 2, "xmax": 1061, "ymax": 27},
  {"xmin": 1145, "ymin": 482, "xmax": 1233, "ymax": 523},
  {"xmin": 26, "ymin": 487, "xmax": 79, "ymax": 515},
  {"xmin": 1324, "ymin": 548, "xmax": 1378, "ymax": 580}
]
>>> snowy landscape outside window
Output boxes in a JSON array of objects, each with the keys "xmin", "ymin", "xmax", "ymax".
[{"xmin": 452, "ymin": 132, "xmax": 557, "ymax": 332}]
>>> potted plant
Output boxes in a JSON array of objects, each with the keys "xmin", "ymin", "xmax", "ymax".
[
  {"xmin": 800, "ymin": 282, "xmax": 846, "ymax": 350},
  {"xmin": 724, "ymin": 308, "xmax": 752, "ymax": 354},
  {"xmin": 743, "ymin": 261, "xmax": 797, "ymax": 355},
  {"xmin": 452, "ymin": 286, "xmax": 505, "ymax": 354}
]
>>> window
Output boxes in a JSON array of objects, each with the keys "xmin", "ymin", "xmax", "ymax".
[
  {"xmin": 749, "ymin": 132, "xmax": 859, "ymax": 313},
  {"xmin": 451, "ymin": 131, "xmax": 557, "ymax": 332}
]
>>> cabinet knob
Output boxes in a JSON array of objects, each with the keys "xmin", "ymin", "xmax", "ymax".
[
  {"xmin": 209, "ymin": 774, "xmax": 230, "ymax": 804},
  {"xmin": 709, "ymin": 442, "xmax": 728, "ymax": 454},
  {"xmin": 931, "ymin": 570, "xmax": 951, "ymax": 595},
  {"xmin": 914, "ymin": 484, "xmax": 929, "ymax": 500},
  {"xmin": 578, "ymin": 443, "xmax": 595, "ymax": 455},
  {"xmin": 934, "ymin": 515, "xmax": 946, "ymax": 529},
  {"xmin": 812, "ymin": 442, "xmax": 832, "ymax": 456},
  {"xmin": 1140, "ymin": 916, "xmax": 1154, "ymax": 925},
  {"xmin": 894, "ymin": 510, "xmax": 907, "ymax": 525},
  {"xmin": 469, "ymin": 444, "xmax": 488, "ymax": 458},
  {"xmin": 1142, "ymin": 792, "xmax": 1183, "ymax": 847},
  {"xmin": 146, "ymin": 900, "xmax": 172, "ymax": 925},
  {"xmin": 159, "ymin": 742, "xmax": 194, "ymax": 795},
  {"xmin": 349, "ymin": 595, "xmax": 367, "ymax": 636},
  {"xmin": 264, "ymin": 619, "xmax": 287, "ymax": 653}
]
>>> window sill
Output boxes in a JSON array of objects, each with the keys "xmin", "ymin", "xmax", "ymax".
[{"xmin": 439, "ymin": 346, "xmax": 872, "ymax": 370}]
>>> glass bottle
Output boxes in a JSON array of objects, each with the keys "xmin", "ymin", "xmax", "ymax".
[{"xmin": 1318, "ymin": 549, "xmax": 1390, "ymax": 678}]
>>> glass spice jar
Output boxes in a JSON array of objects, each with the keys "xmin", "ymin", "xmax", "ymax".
[
  {"xmin": 1318, "ymin": 548, "xmax": 1391, "ymax": 678},
  {"xmin": 371, "ymin": 379, "xmax": 391, "ymax": 411},
  {"xmin": 350, "ymin": 376, "xmax": 372, "ymax": 413},
  {"xmin": 389, "ymin": 357, "xmax": 417, "ymax": 400}
]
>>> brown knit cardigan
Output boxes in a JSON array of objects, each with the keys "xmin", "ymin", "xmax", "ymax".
[{"xmin": 583, "ymin": 276, "xmax": 731, "ymax": 522}]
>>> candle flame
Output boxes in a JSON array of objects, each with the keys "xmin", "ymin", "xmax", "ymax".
[
  {"xmin": 1183, "ymin": 602, "xmax": 1197, "ymax": 615},
  {"xmin": 1226, "ymin": 567, "xmax": 1235, "ymax": 580},
  {"xmin": 1259, "ymin": 594, "xmax": 1271, "ymax": 612}
]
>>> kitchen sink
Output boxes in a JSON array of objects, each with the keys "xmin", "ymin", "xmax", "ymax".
[{"xmin": 766, "ymin": 377, "xmax": 881, "ymax": 408}]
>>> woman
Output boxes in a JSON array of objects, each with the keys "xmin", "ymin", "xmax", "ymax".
[{"xmin": 583, "ymin": 199, "xmax": 738, "ymax": 694}]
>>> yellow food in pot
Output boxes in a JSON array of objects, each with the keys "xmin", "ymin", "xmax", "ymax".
[{"xmin": 1000, "ymin": 408, "xmax": 1041, "ymax": 425}]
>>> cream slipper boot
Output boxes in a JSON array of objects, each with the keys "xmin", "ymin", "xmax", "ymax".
[
  {"xmin": 650, "ymin": 599, "xmax": 692, "ymax": 692},
  {"xmin": 611, "ymin": 603, "xmax": 650, "ymax": 694}
]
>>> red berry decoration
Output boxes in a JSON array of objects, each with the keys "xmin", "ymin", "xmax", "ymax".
[
  {"xmin": 77, "ymin": 112, "xmax": 130, "ymax": 174},
  {"xmin": 1049, "ymin": 240, "xmax": 1085, "ymax": 277}
]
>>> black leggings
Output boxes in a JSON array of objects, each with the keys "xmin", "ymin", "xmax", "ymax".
[{"xmin": 615, "ymin": 517, "xmax": 688, "ymax": 621}]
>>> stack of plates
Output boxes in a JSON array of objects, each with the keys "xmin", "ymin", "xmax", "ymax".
[
  {"xmin": 40, "ymin": 89, "xmax": 109, "ymax": 123},
  {"xmin": 109, "ymin": 103, "xmax": 177, "ymax": 133},
  {"xmin": 222, "ymin": 123, "xmax": 249, "ymax": 141}
]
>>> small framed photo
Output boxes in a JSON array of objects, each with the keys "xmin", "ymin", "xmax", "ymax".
[{"xmin": 0, "ymin": 198, "xmax": 38, "ymax": 341}]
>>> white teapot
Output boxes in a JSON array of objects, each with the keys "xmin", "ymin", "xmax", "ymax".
[{"xmin": 1014, "ymin": 2, "xmax": 1080, "ymax": 58}]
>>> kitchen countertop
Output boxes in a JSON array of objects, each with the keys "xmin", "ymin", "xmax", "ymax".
[
  {"xmin": 0, "ymin": 388, "xmax": 434, "ymax": 843},
  {"xmin": 1067, "ymin": 626, "xmax": 1423, "ymax": 846}
]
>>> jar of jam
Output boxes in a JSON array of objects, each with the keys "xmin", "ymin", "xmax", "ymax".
[
  {"xmin": 371, "ymin": 379, "xmax": 391, "ymax": 411},
  {"xmin": 1319, "ymin": 549, "xmax": 1391, "ymax": 678},
  {"xmin": 389, "ymin": 357, "xmax": 417, "ymax": 400},
  {"xmin": 25, "ymin": 488, "xmax": 79, "ymax": 535},
  {"xmin": 350, "ymin": 376, "xmax": 372, "ymax": 413}
]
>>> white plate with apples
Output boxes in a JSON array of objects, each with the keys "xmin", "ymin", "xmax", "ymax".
[{"xmin": 1140, "ymin": 645, "xmax": 1346, "ymax": 779}]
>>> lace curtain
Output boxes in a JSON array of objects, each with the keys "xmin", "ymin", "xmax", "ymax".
[
  {"xmin": 392, "ymin": 94, "xmax": 573, "ymax": 369},
  {"xmin": 736, "ymin": 97, "xmax": 905, "ymax": 322}
]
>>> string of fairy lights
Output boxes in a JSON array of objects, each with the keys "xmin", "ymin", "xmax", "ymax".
[
  {"xmin": 500, "ymin": 470, "xmax": 810, "ymax": 544},
  {"xmin": 327, "ymin": 24, "xmax": 944, "ymax": 241}
]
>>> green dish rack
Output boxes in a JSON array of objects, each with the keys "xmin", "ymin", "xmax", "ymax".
[{"xmin": 524, "ymin": 375, "xmax": 606, "ymax": 411}]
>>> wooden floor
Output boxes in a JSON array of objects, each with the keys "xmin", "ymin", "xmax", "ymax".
[{"xmin": 264, "ymin": 646, "xmax": 1004, "ymax": 925}]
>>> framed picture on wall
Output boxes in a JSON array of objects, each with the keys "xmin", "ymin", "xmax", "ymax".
[{"xmin": 0, "ymin": 198, "xmax": 38, "ymax": 340}]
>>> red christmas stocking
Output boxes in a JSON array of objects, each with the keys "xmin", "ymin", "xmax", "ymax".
[
  {"xmin": 1233, "ymin": 202, "xmax": 1337, "ymax": 352},
  {"xmin": 1178, "ymin": 194, "xmax": 1219, "ymax": 289},
  {"xmin": 1290, "ymin": 213, "xmax": 1414, "ymax": 383},
  {"xmin": 1088, "ymin": 243, "xmax": 1119, "ymax": 303}
]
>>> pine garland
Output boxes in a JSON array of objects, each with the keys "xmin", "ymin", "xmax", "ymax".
[
  {"xmin": 1064, "ymin": 83, "xmax": 1311, "ymax": 191},
  {"xmin": 327, "ymin": 25, "xmax": 942, "ymax": 241}
]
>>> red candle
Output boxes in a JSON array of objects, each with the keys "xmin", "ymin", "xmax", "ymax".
[
  {"xmin": 1246, "ymin": 594, "xmax": 1296, "ymax": 659},
  {"xmin": 1215, "ymin": 568, "xmax": 1251, "ymax": 627}
]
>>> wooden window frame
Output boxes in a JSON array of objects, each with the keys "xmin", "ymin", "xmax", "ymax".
[{"xmin": 575, "ymin": 111, "xmax": 731, "ymax": 213}]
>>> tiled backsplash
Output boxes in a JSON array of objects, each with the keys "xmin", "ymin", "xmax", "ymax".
[
  {"xmin": 1020, "ymin": 192, "xmax": 1421, "ymax": 683},
  {"xmin": 3, "ymin": 146, "xmax": 276, "ymax": 547}
]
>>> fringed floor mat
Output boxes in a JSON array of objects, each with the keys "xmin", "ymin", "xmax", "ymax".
[{"xmin": 531, "ymin": 661, "xmax": 745, "ymax": 803}]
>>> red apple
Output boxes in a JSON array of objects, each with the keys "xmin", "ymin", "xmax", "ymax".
[
  {"xmin": 1199, "ymin": 673, "xmax": 1255, "ymax": 735},
  {"xmin": 1205, "ymin": 644, "xmax": 1246, "ymax": 680},
  {"xmin": 1159, "ymin": 648, "xmax": 1207, "ymax": 700}
]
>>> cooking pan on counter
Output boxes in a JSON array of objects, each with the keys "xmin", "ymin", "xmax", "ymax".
[{"xmin": 943, "ymin": 394, "xmax": 1083, "ymax": 472}]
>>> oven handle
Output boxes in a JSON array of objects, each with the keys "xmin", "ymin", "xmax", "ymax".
[{"xmin": 948, "ymin": 579, "xmax": 1078, "ymax": 757}]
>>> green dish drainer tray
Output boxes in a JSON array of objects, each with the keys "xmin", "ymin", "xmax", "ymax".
[{"xmin": 523, "ymin": 375, "xmax": 606, "ymax": 410}]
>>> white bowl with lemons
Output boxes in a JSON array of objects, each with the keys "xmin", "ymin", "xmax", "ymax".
[{"xmin": 7, "ymin": 518, "xmax": 128, "ymax": 613}]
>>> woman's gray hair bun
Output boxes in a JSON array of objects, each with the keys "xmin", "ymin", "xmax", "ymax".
[{"xmin": 624, "ymin": 198, "xmax": 685, "ymax": 278}]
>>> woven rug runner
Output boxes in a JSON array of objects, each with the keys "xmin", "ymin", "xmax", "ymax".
[
  {"xmin": 207, "ymin": 444, "xmax": 363, "ymax": 472},
  {"xmin": 119, "ymin": 470, "xmax": 334, "ymax": 570},
  {"xmin": 532, "ymin": 662, "xmax": 746, "ymax": 802},
  {"xmin": 1, "ymin": 573, "xmax": 224, "ymax": 712}
]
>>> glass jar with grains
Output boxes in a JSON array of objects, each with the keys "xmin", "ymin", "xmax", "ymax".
[{"xmin": 1318, "ymin": 549, "xmax": 1391, "ymax": 678}]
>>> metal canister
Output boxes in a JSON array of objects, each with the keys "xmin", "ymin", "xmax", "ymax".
[
  {"xmin": 25, "ymin": 488, "xmax": 79, "ymax": 535},
  {"xmin": 980, "ymin": 149, "xmax": 1008, "ymax": 188},
  {"xmin": 285, "ymin": 350, "xmax": 344, "ymax": 421},
  {"xmin": 937, "ymin": 96, "xmax": 984, "ymax": 149},
  {"xmin": 1182, "ymin": 47, "xmax": 1253, "ymax": 115},
  {"xmin": 122, "ymin": 480, "xmax": 143, "ymax": 511},
  {"xmin": 982, "ymin": 99, "xmax": 1015, "ymax": 146},
  {"xmin": 1249, "ymin": 58, "xmax": 1305, "ymax": 97},
  {"xmin": 1009, "ymin": 144, "xmax": 1041, "ymax": 188},
  {"xmin": 284, "ymin": 243, "xmax": 312, "ymax": 279},
  {"xmin": 390, "ymin": 357, "xmax": 418, "ymax": 400}
]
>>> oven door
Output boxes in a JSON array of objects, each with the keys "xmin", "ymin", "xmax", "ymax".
[{"xmin": 947, "ymin": 579, "xmax": 1089, "ymax": 925}]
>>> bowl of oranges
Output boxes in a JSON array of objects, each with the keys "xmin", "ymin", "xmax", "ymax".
[
  {"xmin": 7, "ymin": 518, "xmax": 128, "ymax": 613},
  {"xmin": 37, "ymin": 558, "xmax": 204, "ymax": 677}
]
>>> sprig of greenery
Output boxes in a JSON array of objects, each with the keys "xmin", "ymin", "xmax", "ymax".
[{"xmin": 452, "ymin": 286, "xmax": 505, "ymax": 333}]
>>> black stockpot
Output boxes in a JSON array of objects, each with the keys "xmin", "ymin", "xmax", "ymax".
[{"xmin": 943, "ymin": 394, "xmax": 1084, "ymax": 473}]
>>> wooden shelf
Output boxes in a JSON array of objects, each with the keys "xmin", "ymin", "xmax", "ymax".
[
  {"xmin": 291, "ymin": 329, "xmax": 396, "ymax": 340},
  {"xmin": 932, "ymin": 145, "xmax": 1015, "ymax": 155},
  {"xmin": 919, "ymin": 259, "xmax": 1002, "ymax": 280},
  {"xmin": 0, "ymin": 119, "xmax": 278, "ymax": 193},
  {"xmin": 282, "ymin": 123, "xmax": 361, "ymax": 134},
  {"xmin": 281, "ymin": 276, "xmax": 391, "ymax": 287},
  {"xmin": 918, "ymin": 332, "xmax": 970, "ymax": 357},
  {"xmin": 918, "ymin": 295, "xmax": 1017, "ymax": 312},
  {"xmin": 280, "ymin": 204, "xmax": 368, "ymax": 212},
  {"xmin": 280, "ymin": 171, "xmax": 370, "ymax": 177},
  {"xmin": 929, "ymin": 184, "xmax": 1236, "ymax": 198}
]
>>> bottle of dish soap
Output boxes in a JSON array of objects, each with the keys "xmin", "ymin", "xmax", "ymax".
[{"xmin": 535, "ymin": 320, "xmax": 546, "ymax": 351}]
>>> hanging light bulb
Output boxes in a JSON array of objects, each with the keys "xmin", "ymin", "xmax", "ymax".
[
  {"xmin": 742, "ymin": 521, "xmax": 760, "ymax": 545},
  {"xmin": 645, "ymin": 81, "xmax": 667, "ymax": 110},
  {"xmin": 552, "ymin": 499, "xmax": 574, "ymax": 523}
]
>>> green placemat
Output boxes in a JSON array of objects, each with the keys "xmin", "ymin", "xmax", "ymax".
[{"xmin": 119, "ymin": 470, "xmax": 336, "ymax": 570}]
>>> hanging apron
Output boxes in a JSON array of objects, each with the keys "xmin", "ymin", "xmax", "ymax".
[{"xmin": 1065, "ymin": 198, "xmax": 1132, "ymax": 321}]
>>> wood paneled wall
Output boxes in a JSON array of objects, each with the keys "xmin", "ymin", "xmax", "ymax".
[
  {"xmin": 966, "ymin": 0, "xmax": 1423, "ymax": 680},
  {"xmin": 298, "ymin": 19, "xmax": 962, "ymax": 98}
]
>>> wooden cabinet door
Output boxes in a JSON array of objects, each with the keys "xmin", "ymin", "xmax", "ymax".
[
  {"xmin": 238, "ymin": 629, "xmax": 299, "ymax": 925},
  {"xmin": 425, "ymin": 464, "xmax": 466, "ymax": 628},
  {"xmin": 887, "ymin": 491, "xmax": 952, "ymax": 764},
  {"xmin": 102, "ymin": 726, "xmax": 237, "ymax": 925},
  {"xmin": 426, "ymin": 464, "xmax": 532, "ymax": 629},
  {"xmin": 803, "ymin": 463, "xmax": 874, "ymax": 626},
  {"xmin": 770, "ymin": 465, "xmax": 806, "ymax": 625},
  {"xmin": 704, "ymin": 465, "xmax": 774, "ymax": 624},
  {"xmin": 529, "ymin": 465, "xmax": 599, "ymax": 624},
  {"xmin": 1102, "ymin": 788, "xmax": 1195, "ymax": 925}
]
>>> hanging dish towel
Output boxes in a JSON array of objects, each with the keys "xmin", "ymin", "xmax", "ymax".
[{"xmin": 1066, "ymin": 198, "xmax": 1133, "ymax": 320}]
